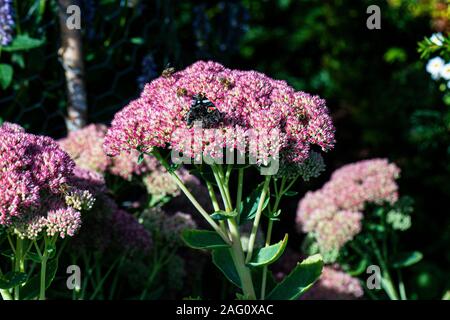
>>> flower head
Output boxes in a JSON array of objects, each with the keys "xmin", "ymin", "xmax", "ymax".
[
  {"xmin": 59, "ymin": 123, "xmax": 158, "ymax": 180},
  {"xmin": 297, "ymin": 159, "xmax": 400, "ymax": 254},
  {"xmin": 104, "ymin": 61, "xmax": 335, "ymax": 171},
  {"xmin": 45, "ymin": 207, "xmax": 82, "ymax": 238},
  {"xmin": 13, "ymin": 203, "xmax": 82, "ymax": 240},
  {"xmin": 0, "ymin": 122, "xmax": 75, "ymax": 226},
  {"xmin": 426, "ymin": 56, "xmax": 445, "ymax": 79},
  {"xmin": 142, "ymin": 166, "xmax": 180, "ymax": 198}
]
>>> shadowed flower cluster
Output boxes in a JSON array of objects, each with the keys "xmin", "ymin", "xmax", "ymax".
[
  {"xmin": 301, "ymin": 265, "xmax": 364, "ymax": 300},
  {"xmin": 68, "ymin": 166, "xmax": 152, "ymax": 253},
  {"xmin": 297, "ymin": 159, "xmax": 400, "ymax": 254},
  {"xmin": 273, "ymin": 249, "xmax": 363, "ymax": 300},
  {"xmin": 0, "ymin": 122, "xmax": 90, "ymax": 239},
  {"xmin": 103, "ymin": 60, "xmax": 335, "ymax": 167},
  {"xmin": 111, "ymin": 209, "xmax": 152, "ymax": 252},
  {"xmin": 140, "ymin": 207, "xmax": 196, "ymax": 247},
  {"xmin": 59, "ymin": 123, "xmax": 158, "ymax": 180},
  {"xmin": 59, "ymin": 124, "xmax": 200, "ymax": 201}
]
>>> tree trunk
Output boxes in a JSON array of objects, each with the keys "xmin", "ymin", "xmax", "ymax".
[{"xmin": 58, "ymin": 0, "xmax": 87, "ymax": 132}]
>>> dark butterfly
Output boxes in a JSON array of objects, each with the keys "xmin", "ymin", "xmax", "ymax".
[{"xmin": 185, "ymin": 93, "xmax": 222, "ymax": 128}]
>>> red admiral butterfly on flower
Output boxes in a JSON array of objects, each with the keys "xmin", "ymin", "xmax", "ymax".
[{"xmin": 184, "ymin": 93, "xmax": 223, "ymax": 128}]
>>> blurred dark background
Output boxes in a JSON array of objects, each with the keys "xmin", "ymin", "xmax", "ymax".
[{"xmin": 0, "ymin": 0, "xmax": 448, "ymax": 299}]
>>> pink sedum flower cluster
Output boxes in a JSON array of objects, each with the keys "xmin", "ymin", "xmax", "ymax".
[
  {"xmin": 59, "ymin": 123, "xmax": 210, "ymax": 202},
  {"xmin": 301, "ymin": 266, "xmax": 364, "ymax": 300},
  {"xmin": 103, "ymin": 61, "xmax": 335, "ymax": 166},
  {"xmin": 297, "ymin": 159, "xmax": 400, "ymax": 253},
  {"xmin": 14, "ymin": 206, "xmax": 82, "ymax": 240},
  {"xmin": 0, "ymin": 122, "xmax": 92, "ymax": 239},
  {"xmin": 59, "ymin": 124, "xmax": 158, "ymax": 180}
]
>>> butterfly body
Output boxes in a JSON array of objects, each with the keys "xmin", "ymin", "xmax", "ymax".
[{"xmin": 185, "ymin": 94, "xmax": 222, "ymax": 128}]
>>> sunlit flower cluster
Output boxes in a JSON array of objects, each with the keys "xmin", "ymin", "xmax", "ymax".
[
  {"xmin": 297, "ymin": 159, "xmax": 400, "ymax": 253},
  {"xmin": 104, "ymin": 60, "xmax": 335, "ymax": 167}
]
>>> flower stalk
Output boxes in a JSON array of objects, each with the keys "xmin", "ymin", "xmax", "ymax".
[
  {"xmin": 245, "ymin": 175, "xmax": 271, "ymax": 263},
  {"xmin": 152, "ymin": 150, "xmax": 230, "ymax": 245}
]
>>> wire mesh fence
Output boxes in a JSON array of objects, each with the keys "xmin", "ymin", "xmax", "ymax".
[{"xmin": 0, "ymin": 0, "xmax": 248, "ymax": 137}]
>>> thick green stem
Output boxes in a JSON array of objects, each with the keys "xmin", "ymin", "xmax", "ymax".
[
  {"xmin": 14, "ymin": 237, "xmax": 24, "ymax": 300},
  {"xmin": 260, "ymin": 221, "xmax": 273, "ymax": 300},
  {"xmin": 39, "ymin": 236, "xmax": 52, "ymax": 301},
  {"xmin": 211, "ymin": 164, "xmax": 232, "ymax": 210},
  {"xmin": 152, "ymin": 150, "xmax": 230, "ymax": 245},
  {"xmin": 236, "ymin": 168, "xmax": 244, "ymax": 216},
  {"xmin": 245, "ymin": 175, "xmax": 271, "ymax": 263},
  {"xmin": 369, "ymin": 235, "xmax": 399, "ymax": 300},
  {"xmin": 39, "ymin": 255, "xmax": 48, "ymax": 300},
  {"xmin": 206, "ymin": 181, "xmax": 221, "ymax": 212},
  {"xmin": 212, "ymin": 164, "xmax": 255, "ymax": 299},
  {"xmin": 261, "ymin": 177, "xmax": 289, "ymax": 299},
  {"xmin": 206, "ymin": 181, "xmax": 229, "ymax": 237},
  {"xmin": 397, "ymin": 270, "xmax": 407, "ymax": 300},
  {"xmin": 228, "ymin": 219, "xmax": 256, "ymax": 299}
]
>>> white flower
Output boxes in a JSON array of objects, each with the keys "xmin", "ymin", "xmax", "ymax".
[
  {"xmin": 430, "ymin": 33, "xmax": 444, "ymax": 46},
  {"xmin": 440, "ymin": 63, "xmax": 450, "ymax": 80},
  {"xmin": 426, "ymin": 57, "xmax": 445, "ymax": 80}
]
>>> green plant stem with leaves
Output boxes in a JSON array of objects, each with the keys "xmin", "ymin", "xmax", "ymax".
[
  {"xmin": 260, "ymin": 176, "xmax": 299, "ymax": 299},
  {"xmin": 210, "ymin": 163, "xmax": 256, "ymax": 299},
  {"xmin": 14, "ymin": 238, "xmax": 24, "ymax": 299},
  {"xmin": 245, "ymin": 175, "xmax": 271, "ymax": 264},
  {"xmin": 152, "ymin": 148, "xmax": 257, "ymax": 298},
  {"xmin": 139, "ymin": 245, "xmax": 176, "ymax": 300},
  {"xmin": 0, "ymin": 232, "xmax": 60, "ymax": 300},
  {"xmin": 152, "ymin": 150, "xmax": 230, "ymax": 245},
  {"xmin": 368, "ymin": 234, "xmax": 400, "ymax": 300},
  {"xmin": 148, "ymin": 148, "xmax": 323, "ymax": 300},
  {"xmin": 34, "ymin": 235, "xmax": 58, "ymax": 300}
]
